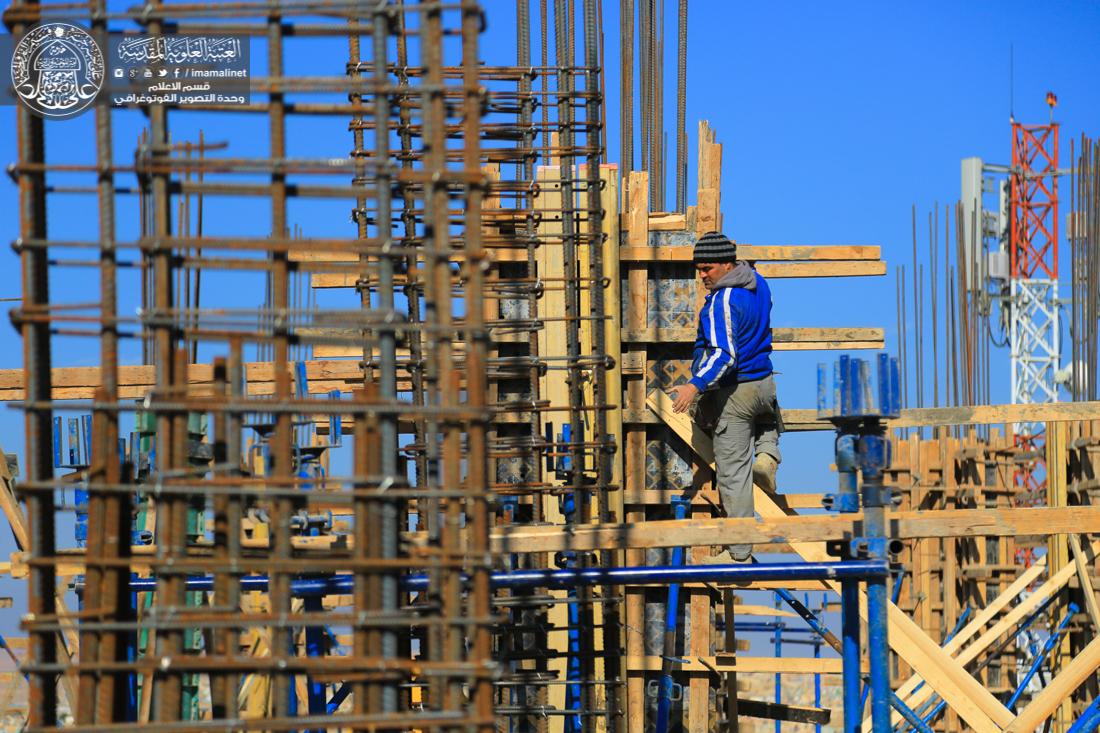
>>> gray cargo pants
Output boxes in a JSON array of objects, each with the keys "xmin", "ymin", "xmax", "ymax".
[{"xmin": 692, "ymin": 374, "xmax": 782, "ymax": 560}]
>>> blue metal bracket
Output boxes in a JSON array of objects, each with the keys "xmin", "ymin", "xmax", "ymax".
[{"xmin": 818, "ymin": 353, "xmax": 901, "ymax": 733}]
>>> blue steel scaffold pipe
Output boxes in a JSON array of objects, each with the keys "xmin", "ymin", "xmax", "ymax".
[
  {"xmin": 769, "ymin": 587, "xmax": 930, "ymax": 733},
  {"xmin": 655, "ymin": 496, "xmax": 690, "ymax": 733},
  {"xmin": 834, "ymin": 429, "xmax": 862, "ymax": 733},
  {"xmin": 1006, "ymin": 603, "xmax": 1079, "ymax": 711},
  {"xmin": 914, "ymin": 595, "xmax": 1056, "ymax": 730},
  {"xmin": 1068, "ymin": 692, "xmax": 1100, "ymax": 733},
  {"xmin": 819, "ymin": 353, "xmax": 901, "ymax": 733},
  {"xmin": 920, "ymin": 603, "xmax": 1080, "ymax": 730},
  {"xmin": 861, "ymin": 425, "xmax": 893, "ymax": 733},
  {"xmin": 100, "ymin": 560, "xmax": 891, "ymax": 595}
]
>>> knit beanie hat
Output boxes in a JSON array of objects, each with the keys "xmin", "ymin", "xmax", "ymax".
[{"xmin": 693, "ymin": 231, "xmax": 737, "ymax": 264}]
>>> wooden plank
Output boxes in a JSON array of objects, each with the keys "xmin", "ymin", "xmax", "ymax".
[
  {"xmin": 942, "ymin": 438, "xmax": 959, "ymax": 706},
  {"xmin": 737, "ymin": 698, "xmax": 831, "ymax": 725},
  {"xmin": 620, "ymin": 245, "xmax": 882, "ymax": 262},
  {"xmin": 755, "ymin": 261, "xmax": 885, "ymax": 278},
  {"xmin": 601, "ymin": 165, "xmax": 625, "ymax": 499},
  {"xmin": 697, "ymin": 121, "xmax": 721, "ymax": 191},
  {"xmin": 623, "ymin": 488, "xmax": 823, "ymax": 509},
  {"xmin": 676, "ymin": 401, "xmax": 1100, "ymax": 431},
  {"xmin": 731, "ymin": 605, "xmax": 798, "ymax": 618},
  {"xmin": 622, "ymin": 326, "xmax": 884, "ymax": 346},
  {"xmin": 889, "ymin": 400, "xmax": 1100, "ymax": 428},
  {"xmin": 535, "ymin": 163, "xmax": 569, "ymax": 732},
  {"xmin": 694, "ymin": 121, "xmax": 722, "ymax": 236},
  {"xmin": 647, "ymin": 213, "xmax": 687, "ymax": 231},
  {"xmin": 0, "ymin": 448, "xmax": 30, "ymax": 552},
  {"xmin": 1070, "ymin": 535, "xmax": 1100, "ymax": 633},
  {"xmin": 0, "ymin": 442, "xmax": 78, "ymax": 713},
  {"xmin": 1004, "ymin": 633, "xmax": 1100, "ymax": 732},
  {"xmin": 490, "ymin": 506, "xmax": 1100, "ymax": 554},
  {"xmin": 1046, "ymin": 422, "xmax": 1073, "ymax": 733},
  {"xmin": 647, "ymin": 391, "xmax": 1012, "ymax": 733},
  {"xmin": 626, "ymin": 655, "xmax": 843, "ymax": 675},
  {"xmin": 623, "ymin": 168, "xmax": 649, "ymax": 733},
  {"xmin": 885, "ymin": 550, "xmax": 1084, "ymax": 728},
  {"xmin": 292, "ymin": 244, "xmax": 534, "ymax": 264},
  {"xmin": 688, "ymin": 547, "xmax": 710, "ymax": 733},
  {"xmin": 776, "ymin": 341, "xmax": 884, "ymax": 351},
  {"xmin": 626, "ymin": 171, "xmax": 649, "ymax": 246},
  {"xmin": 0, "ymin": 360, "xmax": 368, "ymax": 401}
]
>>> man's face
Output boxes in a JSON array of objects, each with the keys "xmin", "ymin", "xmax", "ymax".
[{"xmin": 695, "ymin": 261, "xmax": 734, "ymax": 291}]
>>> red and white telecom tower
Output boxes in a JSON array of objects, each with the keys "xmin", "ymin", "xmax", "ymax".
[{"xmin": 1009, "ymin": 95, "xmax": 1060, "ymax": 503}]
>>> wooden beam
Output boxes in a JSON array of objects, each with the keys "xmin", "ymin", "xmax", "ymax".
[
  {"xmin": 737, "ymin": 698, "xmax": 831, "ymax": 725},
  {"xmin": 888, "ymin": 401, "xmax": 1100, "ymax": 428},
  {"xmin": 622, "ymin": 406, "xmax": 826, "ymax": 432},
  {"xmin": 291, "ymin": 245, "xmax": 536, "ymax": 265},
  {"xmin": 622, "ymin": 488, "xmax": 824, "ymax": 509},
  {"xmin": 626, "ymin": 655, "xmax": 843, "ymax": 675},
  {"xmin": 1046, "ymin": 422, "xmax": 1075, "ymax": 730},
  {"xmin": 695, "ymin": 121, "xmax": 722, "ymax": 235},
  {"xmin": 755, "ymin": 261, "xmax": 885, "ymax": 278},
  {"xmin": 1070, "ymin": 535, "xmax": 1100, "ymax": 633},
  {"xmin": 879, "ymin": 545, "xmax": 1090, "ymax": 728},
  {"xmin": 490, "ymin": 506, "xmax": 1100, "ymax": 554},
  {"xmin": 0, "ymin": 360, "xmax": 369, "ymax": 402},
  {"xmin": 535, "ymin": 162, "xmax": 571, "ymax": 729},
  {"xmin": 298, "ymin": 243, "xmax": 887, "ymax": 274},
  {"xmin": 0, "ymin": 443, "xmax": 78, "ymax": 712},
  {"xmin": 622, "ymin": 326, "xmax": 884, "ymax": 347},
  {"xmin": 647, "ymin": 213, "xmax": 687, "ymax": 231},
  {"xmin": 623, "ymin": 168, "xmax": 649, "ymax": 733},
  {"xmin": 620, "ymin": 245, "xmax": 881, "ymax": 262},
  {"xmin": 639, "ymin": 401, "xmax": 1100, "ymax": 431}
]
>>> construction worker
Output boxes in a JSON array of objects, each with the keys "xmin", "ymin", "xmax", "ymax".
[{"xmin": 668, "ymin": 230, "xmax": 782, "ymax": 564}]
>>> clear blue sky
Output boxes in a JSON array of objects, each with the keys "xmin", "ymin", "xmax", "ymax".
[{"xmin": 0, "ymin": 1, "xmax": 1098, "ymax": 638}]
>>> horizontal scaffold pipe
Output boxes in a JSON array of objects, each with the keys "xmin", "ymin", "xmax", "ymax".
[{"xmin": 87, "ymin": 560, "xmax": 889, "ymax": 595}]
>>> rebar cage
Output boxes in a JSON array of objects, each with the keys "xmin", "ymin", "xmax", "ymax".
[{"xmin": 7, "ymin": 0, "xmax": 618, "ymax": 730}]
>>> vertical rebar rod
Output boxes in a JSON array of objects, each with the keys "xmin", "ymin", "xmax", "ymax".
[
  {"xmin": 352, "ymin": 384, "xmax": 378, "ymax": 719},
  {"xmin": 621, "ymin": 0, "xmax": 633, "ymax": 174},
  {"xmin": 674, "ymin": 0, "xmax": 687, "ymax": 213},
  {"xmin": 392, "ymin": 4, "xmax": 432, "ymax": 540},
  {"xmin": 265, "ymin": 11, "xmax": 295, "ymax": 719},
  {"xmin": 583, "ymin": 0, "xmax": 622, "ymax": 728},
  {"xmin": 145, "ymin": 1, "xmax": 182, "ymax": 718},
  {"xmin": 210, "ymin": 351, "xmax": 239, "ymax": 721},
  {"xmin": 462, "ymin": 6, "xmax": 494, "ymax": 730},
  {"xmin": 930, "ymin": 208, "xmax": 938, "ymax": 409},
  {"xmin": 372, "ymin": 9, "xmax": 401, "ymax": 713},
  {"xmin": 900, "ymin": 264, "xmax": 908, "ymax": 410},
  {"xmin": 85, "ymin": 5, "xmax": 128, "ymax": 715},
  {"xmin": 911, "ymin": 206, "xmax": 922, "ymax": 412}
]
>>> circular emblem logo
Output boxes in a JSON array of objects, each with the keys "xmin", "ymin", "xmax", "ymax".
[{"xmin": 11, "ymin": 23, "xmax": 104, "ymax": 119}]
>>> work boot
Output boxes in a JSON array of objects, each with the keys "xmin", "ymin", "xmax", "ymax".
[
  {"xmin": 700, "ymin": 550, "xmax": 754, "ymax": 587},
  {"xmin": 698, "ymin": 550, "xmax": 753, "ymax": 565},
  {"xmin": 753, "ymin": 453, "xmax": 778, "ymax": 494}
]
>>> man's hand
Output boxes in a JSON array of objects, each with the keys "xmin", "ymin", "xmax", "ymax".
[{"xmin": 669, "ymin": 383, "xmax": 699, "ymax": 414}]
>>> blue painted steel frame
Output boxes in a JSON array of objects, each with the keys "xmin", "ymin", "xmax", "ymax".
[
  {"xmin": 111, "ymin": 560, "xmax": 891, "ymax": 595},
  {"xmin": 655, "ymin": 497, "xmax": 689, "ymax": 733},
  {"xmin": 1006, "ymin": 603, "xmax": 1078, "ymax": 711},
  {"xmin": 820, "ymin": 353, "xmax": 901, "ymax": 733},
  {"xmin": 770, "ymin": 586, "xmax": 929, "ymax": 732},
  {"xmin": 1068, "ymin": 693, "xmax": 1100, "ymax": 733}
]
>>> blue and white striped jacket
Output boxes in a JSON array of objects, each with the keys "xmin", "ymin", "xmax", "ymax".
[{"xmin": 688, "ymin": 263, "xmax": 774, "ymax": 391}]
